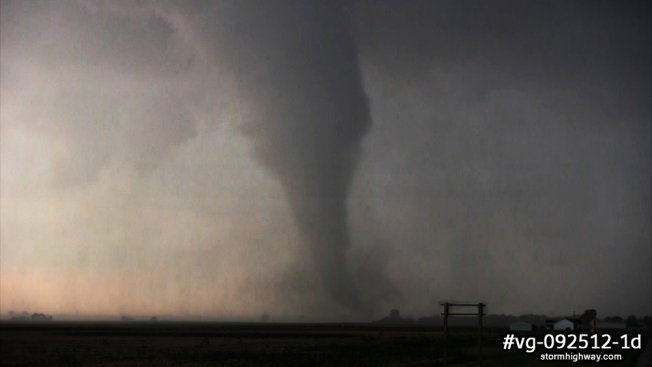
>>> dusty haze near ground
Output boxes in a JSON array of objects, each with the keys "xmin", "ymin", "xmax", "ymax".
[{"xmin": 1, "ymin": 0, "xmax": 650, "ymax": 320}]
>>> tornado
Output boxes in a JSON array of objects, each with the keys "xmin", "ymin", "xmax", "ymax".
[{"xmin": 213, "ymin": 0, "xmax": 371, "ymax": 313}]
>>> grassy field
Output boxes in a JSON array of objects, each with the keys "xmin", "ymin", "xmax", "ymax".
[{"xmin": 0, "ymin": 322, "xmax": 647, "ymax": 366}]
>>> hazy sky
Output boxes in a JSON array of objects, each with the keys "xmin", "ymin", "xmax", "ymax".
[{"xmin": 1, "ymin": 0, "xmax": 650, "ymax": 320}]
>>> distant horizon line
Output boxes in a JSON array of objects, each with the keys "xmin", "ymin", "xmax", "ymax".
[{"xmin": 2, "ymin": 312, "xmax": 650, "ymax": 322}]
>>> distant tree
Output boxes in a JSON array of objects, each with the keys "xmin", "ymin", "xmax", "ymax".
[
  {"xmin": 625, "ymin": 315, "xmax": 639, "ymax": 328},
  {"xmin": 389, "ymin": 309, "xmax": 401, "ymax": 320},
  {"xmin": 605, "ymin": 316, "xmax": 623, "ymax": 322},
  {"xmin": 643, "ymin": 316, "xmax": 651, "ymax": 330},
  {"xmin": 580, "ymin": 309, "xmax": 597, "ymax": 325},
  {"xmin": 30, "ymin": 313, "xmax": 52, "ymax": 321},
  {"xmin": 9, "ymin": 311, "xmax": 28, "ymax": 321}
]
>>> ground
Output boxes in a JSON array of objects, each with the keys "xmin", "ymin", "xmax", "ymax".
[{"xmin": 0, "ymin": 322, "xmax": 647, "ymax": 366}]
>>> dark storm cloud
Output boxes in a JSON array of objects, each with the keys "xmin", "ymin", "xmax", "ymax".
[
  {"xmin": 1, "ymin": 0, "xmax": 649, "ymax": 319},
  {"xmin": 350, "ymin": 0, "xmax": 650, "ymax": 314},
  {"xmin": 1, "ymin": 0, "xmax": 197, "ymax": 186},
  {"xmin": 356, "ymin": 0, "xmax": 650, "ymax": 120}
]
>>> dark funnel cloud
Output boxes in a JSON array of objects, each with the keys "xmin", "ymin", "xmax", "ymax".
[{"xmin": 209, "ymin": 0, "xmax": 371, "ymax": 314}]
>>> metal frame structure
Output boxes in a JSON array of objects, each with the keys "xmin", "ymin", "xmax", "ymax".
[{"xmin": 440, "ymin": 302, "xmax": 486, "ymax": 364}]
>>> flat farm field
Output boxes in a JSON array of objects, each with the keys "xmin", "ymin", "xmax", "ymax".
[{"xmin": 0, "ymin": 322, "xmax": 645, "ymax": 366}]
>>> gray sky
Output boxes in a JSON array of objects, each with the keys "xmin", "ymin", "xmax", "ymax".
[{"xmin": 1, "ymin": 0, "xmax": 650, "ymax": 320}]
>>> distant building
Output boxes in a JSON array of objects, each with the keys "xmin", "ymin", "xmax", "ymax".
[
  {"xmin": 553, "ymin": 319, "xmax": 574, "ymax": 331},
  {"xmin": 567, "ymin": 317, "xmax": 585, "ymax": 329},
  {"xmin": 509, "ymin": 321, "xmax": 533, "ymax": 332},
  {"xmin": 545, "ymin": 318, "xmax": 579, "ymax": 331}
]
